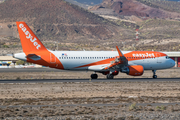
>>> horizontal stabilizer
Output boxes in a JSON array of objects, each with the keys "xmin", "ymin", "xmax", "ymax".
[{"xmin": 26, "ymin": 54, "xmax": 41, "ymax": 61}]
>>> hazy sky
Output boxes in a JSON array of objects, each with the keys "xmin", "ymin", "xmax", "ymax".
[
  {"xmin": 74, "ymin": 0, "xmax": 180, "ymax": 5},
  {"xmin": 74, "ymin": 0, "xmax": 103, "ymax": 5}
]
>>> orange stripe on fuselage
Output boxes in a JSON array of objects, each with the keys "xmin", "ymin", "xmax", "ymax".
[
  {"xmin": 26, "ymin": 51, "xmax": 64, "ymax": 69},
  {"xmin": 75, "ymin": 51, "xmax": 166, "ymax": 68}
]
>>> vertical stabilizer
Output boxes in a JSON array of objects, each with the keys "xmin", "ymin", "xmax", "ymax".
[{"xmin": 16, "ymin": 22, "xmax": 46, "ymax": 54}]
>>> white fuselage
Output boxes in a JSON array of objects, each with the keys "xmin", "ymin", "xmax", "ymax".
[
  {"xmin": 49, "ymin": 50, "xmax": 175, "ymax": 71},
  {"xmin": 14, "ymin": 50, "xmax": 175, "ymax": 71}
]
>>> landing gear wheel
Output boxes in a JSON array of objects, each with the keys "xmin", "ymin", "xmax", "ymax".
[
  {"xmin": 91, "ymin": 74, "xmax": 98, "ymax": 79},
  {"xmin": 152, "ymin": 70, "xmax": 157, "ymax": 79},
  {"xmin": 153, "ymin": 75, "xmax": 157, "ymax": 79},
  {"xmin": 107, "ymin": 74, "xmax": 114, "ymax": 79}
]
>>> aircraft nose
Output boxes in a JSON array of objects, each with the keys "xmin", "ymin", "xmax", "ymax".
[{"xmin": 170, "ymin": 59, "xmax": 175, "ymax": 68}]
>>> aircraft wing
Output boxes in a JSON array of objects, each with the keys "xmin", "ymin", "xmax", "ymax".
[{"xmin": 104, "ymin": 46, "xmax": 128, "ymax": 70}]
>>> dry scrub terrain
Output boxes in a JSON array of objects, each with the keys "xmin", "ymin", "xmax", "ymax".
[{"xmin": 0, "ymin": 69, "xmax": 180, "ymax": 119}]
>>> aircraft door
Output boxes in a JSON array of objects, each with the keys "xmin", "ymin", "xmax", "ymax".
[
  {"xmin": 143, "ymin": 58, "xmax": 150, "ymax": 69},
  {"xmin": 156, "ymin": 53, "xmax": 162, "ymax": 63},
  {"xmin": 50, "ymin": 53, "xmax": 56, "ymax": 63}
]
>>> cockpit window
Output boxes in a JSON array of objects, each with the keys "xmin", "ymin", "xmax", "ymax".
[{"xmin": 166, "ymin": 56, "xmax": 169, "ymax": 59}]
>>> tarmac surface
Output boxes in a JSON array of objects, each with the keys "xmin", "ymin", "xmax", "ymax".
[
  {"xmin": 1, "ymin": 78, "xmax": 180, "ymax": 83},
  {"xmin": 1, "ymin": 68, "xmax": 180, "ymax": 83}
]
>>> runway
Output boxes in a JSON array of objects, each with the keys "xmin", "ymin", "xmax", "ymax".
[
  {"xmin": 1, "ymin": 78, "xmax": 180, "ymax": 83},
  {"xmin": 0, "ymin": 68, "xmax": 180, "ymax": 83}
]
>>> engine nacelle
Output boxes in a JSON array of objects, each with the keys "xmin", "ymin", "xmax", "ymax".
[
  {"xmin": 102, "ymin": 71, "xmax": 119, "ymax": 76},
  {"xmin": 121, "ymin": 65, "xmax": 144, "ymax": 76}
]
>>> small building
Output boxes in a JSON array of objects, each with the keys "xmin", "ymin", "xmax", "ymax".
[{"xmin": 0, "ymin": 56, "xmax": 18, "ymax": 66}]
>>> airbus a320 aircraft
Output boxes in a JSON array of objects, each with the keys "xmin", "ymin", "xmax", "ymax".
[{"xmin": 14, "ymin": 22, "xmax": 175, "ymax": 79}]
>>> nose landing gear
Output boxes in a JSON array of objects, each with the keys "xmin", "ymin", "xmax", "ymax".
[{"xmin": 152, "ymin": 70, "xmax": 157, "ymax": 79}]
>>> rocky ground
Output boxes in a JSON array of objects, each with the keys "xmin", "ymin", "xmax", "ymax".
[
  {"xmin": 0, "ymin": 69, "xmax": 180, "ymax": 119},
  {"xmin": 1, "ymin": 104, "xmax": 180, "ymax": 120}
]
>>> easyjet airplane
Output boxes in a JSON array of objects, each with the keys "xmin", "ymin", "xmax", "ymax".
[{"xmin": 14, "ymin": 22, "xmax": 175, "ymax": 79}]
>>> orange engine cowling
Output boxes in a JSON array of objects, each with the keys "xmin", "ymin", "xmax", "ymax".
[{"xmin": 127, "ymin": 65, "xmax": 144, "ymax": 76}]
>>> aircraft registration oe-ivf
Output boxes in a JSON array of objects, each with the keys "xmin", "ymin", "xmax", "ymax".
[{"xmin": 14, "ymin": 22, "xmax": 175, "ymax": 79}]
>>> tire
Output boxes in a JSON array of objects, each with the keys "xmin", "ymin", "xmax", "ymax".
[
  {"xmin": 153, "ymin": 75, "xmax": 157, "ymax": 79},
  {"xmin": 107, "ymin": 74, "xmax": 114, "ymax": 79},
  {"xmin": 91, "ymin": 74, "xmax": 98, "ymax": 79}
]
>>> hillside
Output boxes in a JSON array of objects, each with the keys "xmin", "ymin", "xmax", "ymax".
[
  {"xmin": 89, "ymin": 0, "xmax": 180, "ymax": 19},
  {"xmin": 136, "ymin": 0, "xmax": 180, "ymax": 13},
  {"xmin": 136, "ymin": 19, "xmax": 180, "ymax": 51},
  {"xmin": 0, "ymin": 0, "xmax": 118, "ymax": 41},
  {"xmin": 0, "ymin": 0, "xmax": 180, "ymax": 56},
  {"xmin": 0, "ymin": 0, "xmax": 139, "ymax": 55}
]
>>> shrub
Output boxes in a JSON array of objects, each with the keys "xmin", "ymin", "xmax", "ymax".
[
  {"xmin": 2, "ymin": 45, "xmax": 9, "ymax": 48},
  {"xmin": 16, "ymin": 77, "xmax": 21, "ymax": 80},
  {"xmin": 156, "ymin": 106, "xmax": 166, "ymax": 111},
  {"xmin": 16, "ymin": 60, "xmax": 25, "ymax": 65},
  {"xmin": 129, "ymin": 103, "xmax": 136, "ymax": 111}
]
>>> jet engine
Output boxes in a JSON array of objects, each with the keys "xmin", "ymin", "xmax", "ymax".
[{"xmin": 121, "ymin": 65, "xmax": 144, "ymax": 76}]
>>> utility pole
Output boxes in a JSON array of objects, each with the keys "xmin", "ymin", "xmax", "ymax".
[
  {"xmin": 57, "ymin": 42, "xmax": 58, "ymax": 50},
  {"xmin": 55, "ymin": 41, "xmax": 56, "ymax": 51},
  {"xmin": 136, "ymin": 29, "xmax": 139, "ymax": 41}
]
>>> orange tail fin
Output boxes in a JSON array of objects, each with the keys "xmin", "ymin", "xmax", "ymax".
[{"xmin": 16, "ymin": 22, "xmax": 47, "ymax": 54}]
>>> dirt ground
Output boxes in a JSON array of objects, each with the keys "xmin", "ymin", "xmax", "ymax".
[{"xmin": 1, "ymin": 69, "xmax": 180, "ymax": 119}]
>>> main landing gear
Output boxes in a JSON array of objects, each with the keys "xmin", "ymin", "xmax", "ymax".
[
  {"xmin": 152, "ymin": 70, "xmax": 157, "ymax": 79},
  {"xmin": 91, "ymin": 73, "xmax": 98, "ymax": 79},
  {"xmin": 90, "ymin": 73, "xmax": 114, "ymax": 79},
  {"xmin": 107, "ymin": 74, "xmax": 114, "ymax": 79}
]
